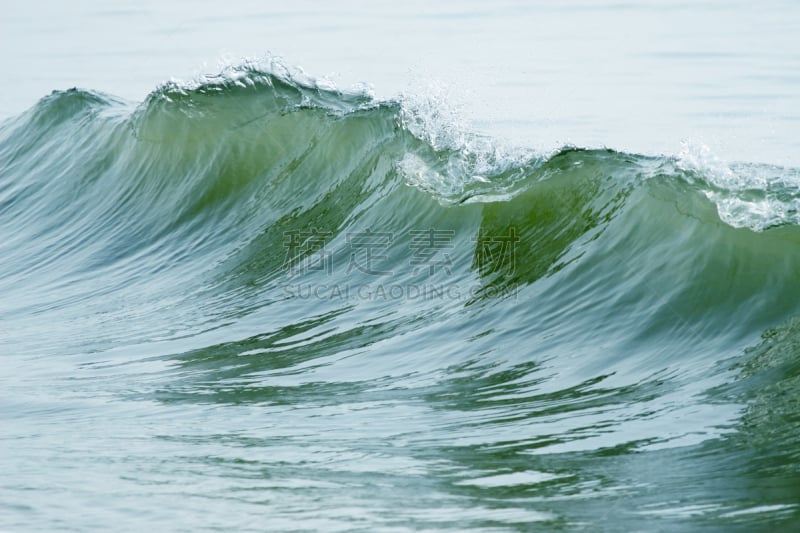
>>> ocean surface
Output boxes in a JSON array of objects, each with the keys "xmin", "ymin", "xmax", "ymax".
[{"xmin": 2, "ymin": 1, "xmax": 800, "ymax": 531}]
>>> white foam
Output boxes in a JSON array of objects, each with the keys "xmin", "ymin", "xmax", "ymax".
[
  {"xmin": 677, "ymin": 140, "xmax": 800, "ymax": 231},
  {"xmin": 396, "ymin": 81, "xmax": 542, "ymax": 201}
]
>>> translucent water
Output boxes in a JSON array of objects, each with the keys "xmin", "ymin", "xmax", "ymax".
[{"xmin": 2, "ymin": 2, "xmax": 800, "ymax": 531}]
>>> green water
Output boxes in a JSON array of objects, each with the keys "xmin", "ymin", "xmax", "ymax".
[{"xmin": 1, "ymin": 66, "xmax": 799, "ymax": 531}]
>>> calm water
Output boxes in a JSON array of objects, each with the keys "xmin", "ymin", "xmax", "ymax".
[{"xmin": 2, "ymin": 1, "xmax": 800, "ymax": 531}]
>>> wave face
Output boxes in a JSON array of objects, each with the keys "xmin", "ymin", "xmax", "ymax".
[{"xmin": 2, "ymin": 65, "xmax": 800, "ymax": 531}]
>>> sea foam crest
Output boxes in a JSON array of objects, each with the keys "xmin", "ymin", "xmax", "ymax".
[
  {"xmin": 677, "ymin": 141, "xmax": 800, "ymax": 231},
  {"xmin": 396, "ymin": 82, "xmax": 542, "ymax": 202},
  {"xmin": 149, "ymin": 55, "xmax": 375, "ymax": 104}
]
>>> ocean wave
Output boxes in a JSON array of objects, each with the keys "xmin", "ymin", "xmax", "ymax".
[{"xmin": 4, "ymin": 60, "xmax": 800, "ymax": 531}]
